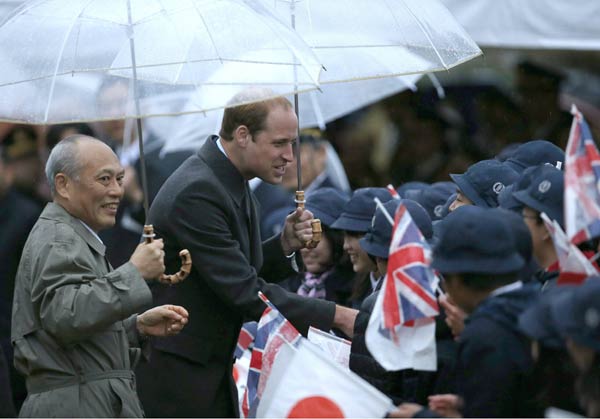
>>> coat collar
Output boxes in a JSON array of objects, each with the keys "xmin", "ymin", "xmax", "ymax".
[
  {"xmin": 198, "ymin": 135, "xmax": 247, "ymax": 207},
  {"xmin": 40, "ymin": 202, "xmax": 107, "ymax": 256}
]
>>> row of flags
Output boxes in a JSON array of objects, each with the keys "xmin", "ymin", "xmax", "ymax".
[{"xmin": 240, "ymin": 293, "xmax": 393, "ymax": 418}]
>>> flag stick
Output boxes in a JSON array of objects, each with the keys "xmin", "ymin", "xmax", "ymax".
[{"xmin": 374, "ymin": 197, "xmax": 394, "ymax": 226}]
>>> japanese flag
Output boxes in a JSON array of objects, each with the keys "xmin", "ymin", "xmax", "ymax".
[{"xmin": 256, "ymin": 341, "xmax": 394, "ymax": 418}]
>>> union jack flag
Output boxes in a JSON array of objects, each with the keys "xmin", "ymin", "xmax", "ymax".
[
  {"xmin": 541, "ymin": 212, "xmax": 598, "ymax": 285},
  {"xmin": 234, "ymin": 321, "xmax": 258, "ymax": 359},
  {"xmin": 382, "ymin": 204, "xmax": 439, "ymax": 341},
  {"xmin": 241, "ymin": 292, "xmax": 301, "ymax": 418},
  {"xmin": 565, "ymin": 104, "xmax": 600, "ymax": 244}
]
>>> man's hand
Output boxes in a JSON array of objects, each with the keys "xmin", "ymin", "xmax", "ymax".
[
  {"xmin": 332, "ymin": 305, "xmax": 358, "ymax": 338},
  {"xmin": 428, "ymin": 394, "xmax": 462, "ymax": 418},
  {"xmin": 388, "ymin": 403, "xmax": 424, "ymax": 418},
  {"xmin": 130, "ymin": 239, "xmax": 165, "ymax": 281},
  {"xmin": 137, "ymin": 305, "xmax": 189, "ymax": 337},
  {"xmin": 439, "ymin": 293, "xmax": 466, "ymax": 339},
  {"xmin": 281, "ymin": 207, "xmax": 315, "ymax": 255}
]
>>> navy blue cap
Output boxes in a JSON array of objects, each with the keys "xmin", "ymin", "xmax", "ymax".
[
  {"xmin": 496, "ymin": 143, "xmax": 522, "ymax": 162},
  {"xmin": 331, "ymin": 187, "xmax": 392, "ymax": 232},
  {"xmin": 438, "ymin": 193, "xmax": 456, "ymax": 220},
  {"xmin": 404, "ymin": 187, "xmax": 449, "ymax": 221},
  {"xmin": 360, "ymin": 199, "xmax": 432, "ymax": 258},
  {"xmin": 396, "ymin": 181, "xmax": 429, "ymax": 198},
  {"xmin": 490, "ymin": 207, "xmax": 539, "ymax": 282},
  {"xmin": 432, "ymin": 205, "xmax": 525, "ymax": 274},
  {"xmin": 431, "ymin": 181, "xmax": 457, "ymax": 199},
  {"xmin": 305, "ymin": 187, "xmax": 350, "ymax": 227},
  {"xmin": 450, "ymin": 159, "xmax": 519, "ymax": 208},
  {"xmin": 513, "ymin": 164, "xmax": 564, "ymax": 227},
  {"xmin": 551, "ymin": 278, "xmax": 600, "ymax": 352},
  {"xmin": 519, "ymin": 286, "xmax": 574, "ymax": 349},
  {"xmin": 497, "ymin": 165, "xmax": 538, "ymax": 212},
  {"xmin": 505, "ymin": 140, "xmax": 565, "ymax": 173}
]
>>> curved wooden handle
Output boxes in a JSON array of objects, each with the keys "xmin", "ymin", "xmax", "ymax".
[
  {"xmin": 295, "ymin": 190, "xmax": 321, "ymax": 248},
  {"xmin": 143, "ymin": 225, "xmax": 191, "ymax": 285},
  {"xmin": 305, "ymin": 219, "xmax": 322, "ymax": 249}
]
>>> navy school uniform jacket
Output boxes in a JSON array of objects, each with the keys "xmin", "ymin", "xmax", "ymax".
[{"xmin": 456, "ymin": 282, "xmax": 543, "ymax": 418}]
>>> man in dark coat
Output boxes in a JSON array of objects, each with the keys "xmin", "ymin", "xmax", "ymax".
[{"xmin": 136, "ymin": 91, "xmax": 358, "ymax": 418}]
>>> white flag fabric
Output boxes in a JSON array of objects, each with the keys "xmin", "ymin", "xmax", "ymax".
[
  {"xmin": 257, "ymin": 341, "xmax": 394, "ymax": 418},
  {"xmin": 307, "ymin": 327, "xmax": 351, "ymax": 368},
  {"xmin": 365, "ymin": 279, "xmax": 437, "ymax": 371}
]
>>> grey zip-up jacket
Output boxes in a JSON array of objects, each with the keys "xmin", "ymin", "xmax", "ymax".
[{"xmin": 11, "ymin": 203, "xmax": 152, "ymax": 417}]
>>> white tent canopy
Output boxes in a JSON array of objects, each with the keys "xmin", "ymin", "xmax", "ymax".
[{"xmin": 441, "ymin": 0, "xmax": 600, "ymax": 50}]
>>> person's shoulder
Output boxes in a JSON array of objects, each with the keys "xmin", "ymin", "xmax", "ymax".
[{"xmin": 10, "ymin": 189, "xmax": 42, "ymax": 215}]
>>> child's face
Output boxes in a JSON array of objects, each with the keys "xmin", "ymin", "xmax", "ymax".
[
  {"xmin": 343, "ymin": 232, "xmax": 377, "ymax": 274},
  {"xmin": 301, "ymin": 234, "xmax": 333, "ymax": 274},
  {"xmin": 442, "ymin": 274, "xmax": 473, "ymax": 313}
]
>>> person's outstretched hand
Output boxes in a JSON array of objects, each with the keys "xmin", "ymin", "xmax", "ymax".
[{"xmin": 137, "ymin": 304, "xmax": 189, "ymax": 337}]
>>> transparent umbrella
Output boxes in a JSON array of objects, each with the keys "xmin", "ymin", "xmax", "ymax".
[
  {"xmin": 256, "ymin": 0, "xmax": 481, "ymax": 227},
  {"xmin": 0, "ymin": 0, "xmax": 324, "ymax": 283}
]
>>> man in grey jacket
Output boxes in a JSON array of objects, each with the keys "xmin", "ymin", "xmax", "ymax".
[{"xmin": 11, "ymin": 135, "xmax": 189, "ymax": 417}]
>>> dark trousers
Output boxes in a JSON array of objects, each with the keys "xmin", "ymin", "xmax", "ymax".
[{"xmin": 136, "ymin": 348, "xmax": 236, "ymax": 418}]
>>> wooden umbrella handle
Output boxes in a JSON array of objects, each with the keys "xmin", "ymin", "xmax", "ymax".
[
  {"xmin": 295, "ymin": 191, "xmax": 321, "ymax": 249},
  {"xmin": 143, "ymin": 225, "xmax": 191, "ymax": 285}
]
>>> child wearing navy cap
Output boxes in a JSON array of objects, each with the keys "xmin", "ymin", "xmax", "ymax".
[
  {"xmin": 551, "ymin": 279, "xmax": 600, "ymax": 417},
  {"xmin": 513, "ymin": 164, "xmax": 564, "ymax": 290},
  {"xmin": 517, "ymin": 287, "xmax": 582, "ymax": 415},
  {"xmin": 448, "ymin": 159, "xmax": 519, "ymax": 211},
  {"xmin": 393, "ymin": 205, "xmax": 541, "ymax": 418},
  {"xmin": 331, "ymin": 187, "xmax": 392, "ymax": 308},
  {"xmin": 350, "ymin": 199, "xmax": 436, "ymax": 405}
]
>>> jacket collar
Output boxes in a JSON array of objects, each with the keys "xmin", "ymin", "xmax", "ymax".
[
  {"xmin": 198, "ymin": 135, "xmax": 247, "ymax": 207},
  {"xmin": 40, "ymin": 202, "xmax": 107, "ymax": 256}
]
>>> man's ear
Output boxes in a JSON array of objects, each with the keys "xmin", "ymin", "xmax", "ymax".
[
  {"xmin": 54, "ymin": 173, "xmax": 70, "ymax": 200},
  {"xmin": 233, "ymin": 125, "xmax": 250, "ymax": 148}
]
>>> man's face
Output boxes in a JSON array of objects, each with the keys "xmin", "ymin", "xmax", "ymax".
[
  {"xmin": 343, "ymin": 232, "xmax": 376, "ymax": 274},
  {"xmin": 245, "ymin": 105, "xmax": 296, "ymax": 184},
  {"xmin": 449, "ymin": 190, "xmax": 472, "ymax": 212},
  {"xmin": 63, "ymin": 141, "xmax": 125, "ymax": 232}
]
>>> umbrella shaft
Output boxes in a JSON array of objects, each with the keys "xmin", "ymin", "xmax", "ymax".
[
  {"xmin": 294, "ymin": 93, "xmax": 301, "ymax": 191},
  {"xmin": 127, "ymin": 0, "xmax": 149, "ymax": 221}
]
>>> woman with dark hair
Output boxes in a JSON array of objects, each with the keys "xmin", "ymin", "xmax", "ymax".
[{"xmin": 280, "ymin": 187, "xmax": 354, "ymax": 306}]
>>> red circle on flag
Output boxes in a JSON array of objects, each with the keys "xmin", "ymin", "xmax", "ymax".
[{"xmin": 287, "ymin": 396, "xmax": 345, "ymax": 418}]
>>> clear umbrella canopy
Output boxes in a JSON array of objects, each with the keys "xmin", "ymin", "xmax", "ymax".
[
  {"xmin": 153, "ymin": 72, "xmax": 421, "ymax": 154},
  {"xmin": 154, "ymin": 0, "xmax": 481, "ymax": 152},
  {"xmin": 257, "ymin": 0, "xmax": 482, "ymax": 82},
  {"xmin": 0, "ymin": 0, "xmax": 323, "ymax": 124}
]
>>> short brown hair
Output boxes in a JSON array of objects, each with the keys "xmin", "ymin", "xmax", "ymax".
[{"xmin": 219, "ymin": 91, "xmax": 292, "ymax": 141}]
